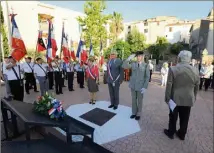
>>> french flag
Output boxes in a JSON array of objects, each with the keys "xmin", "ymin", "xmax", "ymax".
[
  {"xmin": 61, "ymin": 24, "xmax": 70, "ymax": 59},
  {"xmin": 70, "ymin": 40, "xmax": 76, "ymax": 61},
  {"xmin": 46, "ymin": 20, "xmax": 53, "ymax": 62},
  {"xmin": 10, "ymin": 14, "xmax": 27, "ymax": 61},
  {"xmin": 51, "ymin": 24, "xmax": 58, "ymax": 59},
  {"xmin": 89, "ymin": 38, "xmax": 94, "ymax": 56}
]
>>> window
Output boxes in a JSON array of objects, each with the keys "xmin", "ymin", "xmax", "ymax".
[
  {"xmin": 128, "ymin": 25, "xmax": 131, "ymax": 29},
  {"xmin": 144, "ymin": 29, "xmax": 148, "ymax": 33},
  {"xmin": 144, "ymin": 22, "xmax": 148, "ymax": 26},
  {"xmin": 169, "ymin": 27, "xmax": 173, "ymax": 32}
]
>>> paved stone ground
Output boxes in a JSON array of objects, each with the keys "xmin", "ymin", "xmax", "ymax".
[{"xmin": 1, "ymin": 72, "xmax": 213, "ymax": 153}]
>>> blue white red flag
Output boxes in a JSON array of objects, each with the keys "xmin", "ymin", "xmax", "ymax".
[{"xmin": 10, "ymin": 14, "xmax": 27, "ymax": 61}]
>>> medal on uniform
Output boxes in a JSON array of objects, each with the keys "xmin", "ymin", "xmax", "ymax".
[{"xmin": 112, "ymin": 82, "xmax": 115, "ymax": 87}]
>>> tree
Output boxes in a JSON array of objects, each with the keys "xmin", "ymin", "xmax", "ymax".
[
  {"xmin": 109, "ymin": 12, "xmax": 124, "ymax": 42},
  {"xmin": 170, "ymin": 42, "xmax": 184, "ymax": 55},
  {"xmin": 155, "ymin": 36, "xmax": 170, "ymax": 60},
  {"xmin": 77, "ymin": 1, "xmax": 111, "ymax": 56},
  {"xmin": 104, "ymin": 40, "xmax": 131, "ymax": 59},
  {"xmin": 126, "ymin": 26, "xmax": 146, "ymax": 53},
  {"xmin": 0, "ymin": 5, "xmax": 10, "ymax": 59}
]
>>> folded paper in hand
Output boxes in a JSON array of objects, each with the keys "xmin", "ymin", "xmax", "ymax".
[{"xmin": 168, "ymin": 99, "xmax": 176, "ymax": 112}]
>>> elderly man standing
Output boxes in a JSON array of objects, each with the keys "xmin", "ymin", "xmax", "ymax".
[
  {"xmin": 107, "ymin": 50, "xmax": 124, "ymax": 110},
  {"xmin": 122, "ymin": 51, "xmax": 150, "ymax": 120},
  {"xmin": 164, "ymin": 50, "xmax": 200, "ymax": 140}
]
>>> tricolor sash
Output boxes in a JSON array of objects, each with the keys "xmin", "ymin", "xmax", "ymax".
[
  {"xmin": 107, "ymin": 59, "xmax": 120, "ymax": 83},
  {"xmin": 87, "ymin": 65, "xmax": 96, "ymax": 80}
]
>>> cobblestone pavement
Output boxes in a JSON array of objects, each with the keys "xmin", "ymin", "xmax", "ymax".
[{"xmin": 1, "ymin": 73, "xmax": 213, "ymax": 153}]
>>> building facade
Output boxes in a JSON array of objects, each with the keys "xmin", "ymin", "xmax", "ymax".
[
  {"xmin": 122, "ymin": 16, "xmax": 194, "ymax": 45},
  {"xmin": 189, "ymin": 8, "xmax": 213, "ymax": 61},
  {"xmin": 1, "ymin": 1, "xmax": 85, "ymax": 55}
]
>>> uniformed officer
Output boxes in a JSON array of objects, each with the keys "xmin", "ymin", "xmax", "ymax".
[
  {"xmin": 33, "ymin": 58, "xmax": 49, "ymax": 96},
  {"xmin": 6, "ymin": 56, "xmax": 24, "ymax": 101},
  {"xmin": 52, "ymin": 56, "xmax": 63, "ymax": 94},
  {"xmin": 122, "ymin": 51, "xmax": 150, "ymax": 120},
  {"xmin": 48, "ymin": 62, "xmax": 54, "ymax": 90},
  {"xmin": 65, "ymin": 57, "xmax": 75, "ymax": 91},
  {"xmin": 74, "ymin": 62, "xmax": 85, "ymax": 88},
  {"xmin": 1, "ymin": 57, "xmax": 13, "ymax": 100},
  {"xmin": 61, "ymin": 60, "xmax": 66, "ymax": 87},
  {"xmin": 107, "ymin": 50, "xmax": 124, "ymax": 110},
  {"xmin": 22, "ymin": 57, "xmax": 38, "ymax": 94}
]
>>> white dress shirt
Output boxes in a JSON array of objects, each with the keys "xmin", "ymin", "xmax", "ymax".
[
  {"xmin": 22, "ymin": 62, "xmax": 34, "ymax": 73},
  {"xmin": 102, "ymin": 64, "xmax": 107, "ymax": 71},
  {"xmin": 149, "ymin": 63, "xmax": 154, "ymax": 70},
  {"xmin": 51, "ymin": 62, "xmax": 62, "ymax": 72},
  {"xmin": 33, "ymin": 63, "xmax": 48, "ymax": 77},
  {"xmin": 66, "ymin": 63, "xmax": 74, "ymax": 72},
  {"xmin": 1, "ymin": 62, "xmax": 9, "ymax": 75},
  {"xmin": 7, "ymin": 63, "xmax": 24, "ymax": 80}
]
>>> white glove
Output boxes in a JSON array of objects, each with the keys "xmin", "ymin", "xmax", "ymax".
[
  {"xmin": 127, "ymin": 54, "xmax": 136, "ymax": 61},
  {"xmin": 141, "ymin": 88, "xmax": 146, "ymax": 94}
]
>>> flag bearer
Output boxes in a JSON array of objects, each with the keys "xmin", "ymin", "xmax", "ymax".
[
  {"xmin": 48, "ymin": 62, "xmax": 54, "ymax": 90},
  {"xmin": 122, "ymin": 51, "xmax": 150, "ymax": 120},
  {"xmin": 74, "ymin": 62, "xmax": 85, "ymax": 88},
  {"xmin": 22, "ymin": 57, "xmax": 38, "ymax": 94},
  {"xmin": 33, "ymin": 58, "xmax": 49, "ymax": 96},
  {"xmin": 6, "ymin": 56, "xmax": 24, "ymax": 101},
  {"xmin": 65, "ymin": 57, "xmax": 75, "ymax": 91},
  {"xmin": 85, "ymin": 56, "xmax": 99, "ymax": 104},
  {"xmin": 52, "ymin": 56, "xmax": 63, "ymax": 94},
  {"xmin": 1, "ymin": 57, "xmax": 13, "ymax": 100}
]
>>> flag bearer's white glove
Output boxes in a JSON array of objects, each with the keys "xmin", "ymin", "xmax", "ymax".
[
  {"xmin": 127, "ymin": 54, "xmax": 136, "ymax": 61},
  {"xmin": 141, "ymin": 88, "xmax": 146, "ymax": 94}
]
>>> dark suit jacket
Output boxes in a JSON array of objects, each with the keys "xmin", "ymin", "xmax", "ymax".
[{"xmin": 106, "ymin": 58, "xmax": 124, "ymax": 84}]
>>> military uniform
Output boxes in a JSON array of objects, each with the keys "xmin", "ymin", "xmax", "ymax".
[
  {"xmin": 74, "ymin": 63, "xmax": 85, "ymax": 88},
  {"xmin": 122, "ymin": 52, "xmax": 150, "ymax": 119},
  {"xmin": 107, "ymin": 52, "xmax": 124, "ymax": 109}
]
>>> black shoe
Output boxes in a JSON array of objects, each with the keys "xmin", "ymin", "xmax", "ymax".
[
  {"xmin": 92, "ymin": 100, "xmax": 96, "ymax": 105},
  {"xmin": 71, "ymin": 89, "xmax": 74, "ymax": 91},
  {"xmin": 62, "ymin": 85, "xmax": 66, "ymax": 87},
  {"xmin": 130, "ymin": 115, "xmax": 136, "ymax": 119},
  {"xmin": 113, "ymin": 106, "xmax": 118, "ymax": 110},
  {"xmin": 135, "ymin": 116, "xmax": 140, "ymax": 120},
  {"xmin": 108, "ymin": 105, "xmax": 114, "ymax": 108},
  {"xmin": 60, "ymin": 92, "xmax": 63, "ymax": 94},
  {"xmin": 89, "ymin": 101, "xmax": 92, "ymax": 104},
  {"xmin": 56, "ymin": 92, "xmax": 60, "ymax": 95},
  {"xmin": 164, "ymin": 129, "xmax": 174, "ymax": 139},
  {"xmin": 26, "ymin": 92, "xmax": 30, "ymax": 94},
  {"xmin": 49, "ymin": 88, "xmax": 53, "ymax": 90},
  {"xmin": 176, "ymin": 131, "xmax": 185, "ymax": 140},
  {"xmin": 34, "ymin": 90, "xmax": 39, "ymax": 92}
]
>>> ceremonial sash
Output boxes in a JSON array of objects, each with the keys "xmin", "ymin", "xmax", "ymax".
[
  {"xmin": 87, "ymin": 65, "xmax": 96, "ymax": 80},
  {"xmin": 107, "ymin": 59, "xmax": 120, "ymax": 83}
]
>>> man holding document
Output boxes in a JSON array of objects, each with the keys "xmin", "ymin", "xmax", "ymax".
[{"xmin": 164, "ymin": 50, "xmax": 200, "ymax": 140}]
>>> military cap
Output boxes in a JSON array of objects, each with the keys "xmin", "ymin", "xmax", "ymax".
[{"xmin": 135, "ymin": 51, "xmax": 144, "ymax": 56}]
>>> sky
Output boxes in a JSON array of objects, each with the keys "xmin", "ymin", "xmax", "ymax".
[{"xmin": 42, "ymin": 1, "xmax": 213, "ymax": 22}]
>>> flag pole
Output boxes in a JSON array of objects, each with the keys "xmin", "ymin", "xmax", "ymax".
[
  {"xmin": 33, "ymin": 30, "xmax": 39, "ymax": 62},
  {"xmin": 60, "ymin": 21, "xmax": 64, "ymax": 60}
]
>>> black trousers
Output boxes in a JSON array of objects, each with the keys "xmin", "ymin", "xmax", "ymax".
[
  {"xmin": 149, "ymin": 70, "xmax": 152, "ymax": 82},
  {"xmin": 54, "ymin": 72, "xmax": 62, "ymax": 94},
  {"xmin": 200, "ymin": 78, "xmax": 210, "ymax": 90},
  {"xmin": 108, "ymin": 83, "xmax": 120, "ymax": 106},
  {"xmin": 25, "ymin": 73, "xmax": 37, "ymax": 92},
  {"xmin": 77, "ymin": 72, "xmax": 80, "ymax": 84},
  {"xmin": 48, "ymin": 72, "xmax": 54, "ymax": 89},
  {"xmin": 67, "ymin": 72, "xmax": 74, "ymax": 90},
  {"xmin": 168, "ymin": 106, "xmax": 191, "ymax": 139},
  {"xmin": 78, "ymin": 71, "xmax": 84, "ymax": 88},
  {"xmin": 9, "ymin": 79, "xmax": 24, "ymax": 101}
]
